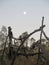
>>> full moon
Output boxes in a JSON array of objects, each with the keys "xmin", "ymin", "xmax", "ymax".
[{"xmin": 23, "ymin": 11, "xmax": 27, "ymax": 15}]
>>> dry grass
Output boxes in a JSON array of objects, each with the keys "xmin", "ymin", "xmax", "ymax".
[{"xmin": 0, "ymin": 46, "xmax": 49, "ymax": 65}]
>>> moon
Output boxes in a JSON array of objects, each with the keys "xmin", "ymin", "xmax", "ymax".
[{"xmin": 23, "ymin": 11, "xmax": 27, "ymax": 15}]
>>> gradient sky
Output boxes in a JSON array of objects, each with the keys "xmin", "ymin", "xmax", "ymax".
[{"xmin": 0, "ymin": 0, "xmax": 49, "ymax": 40}]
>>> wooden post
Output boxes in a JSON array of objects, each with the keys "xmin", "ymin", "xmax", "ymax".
[{"xmin": 37, "ymin": 16, "xmax": 44, "ymax": 65}]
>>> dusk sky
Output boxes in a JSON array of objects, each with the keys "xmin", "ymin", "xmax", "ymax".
[{"xmin": 0, "ymin": 0, "xmax": 49, "ymax": 40}]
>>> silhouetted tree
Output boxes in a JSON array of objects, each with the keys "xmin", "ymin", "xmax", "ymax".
[
  {"xmin": 19, "ymin": 31, "xmax": 28, "ymax": 47},
  {"xmin": 30, "ymin": 37, "xmax": 35, "ymax": 47},
  {"xmin": 0, "ymin": 26, "xmax": 7, "ymax": 50},
  {"xmin": 1, "ymin": 26, "xmax": 7, "ymax": 36}
]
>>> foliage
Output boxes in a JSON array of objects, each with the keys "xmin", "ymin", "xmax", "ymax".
[{"xmin": 0, "ymin": 26, "xmax": 7, "ymax": 49}]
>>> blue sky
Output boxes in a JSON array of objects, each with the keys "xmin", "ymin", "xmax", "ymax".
[{"xmin": 0, "ymin": 0, "xmax": 49, "ymax": 40}]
